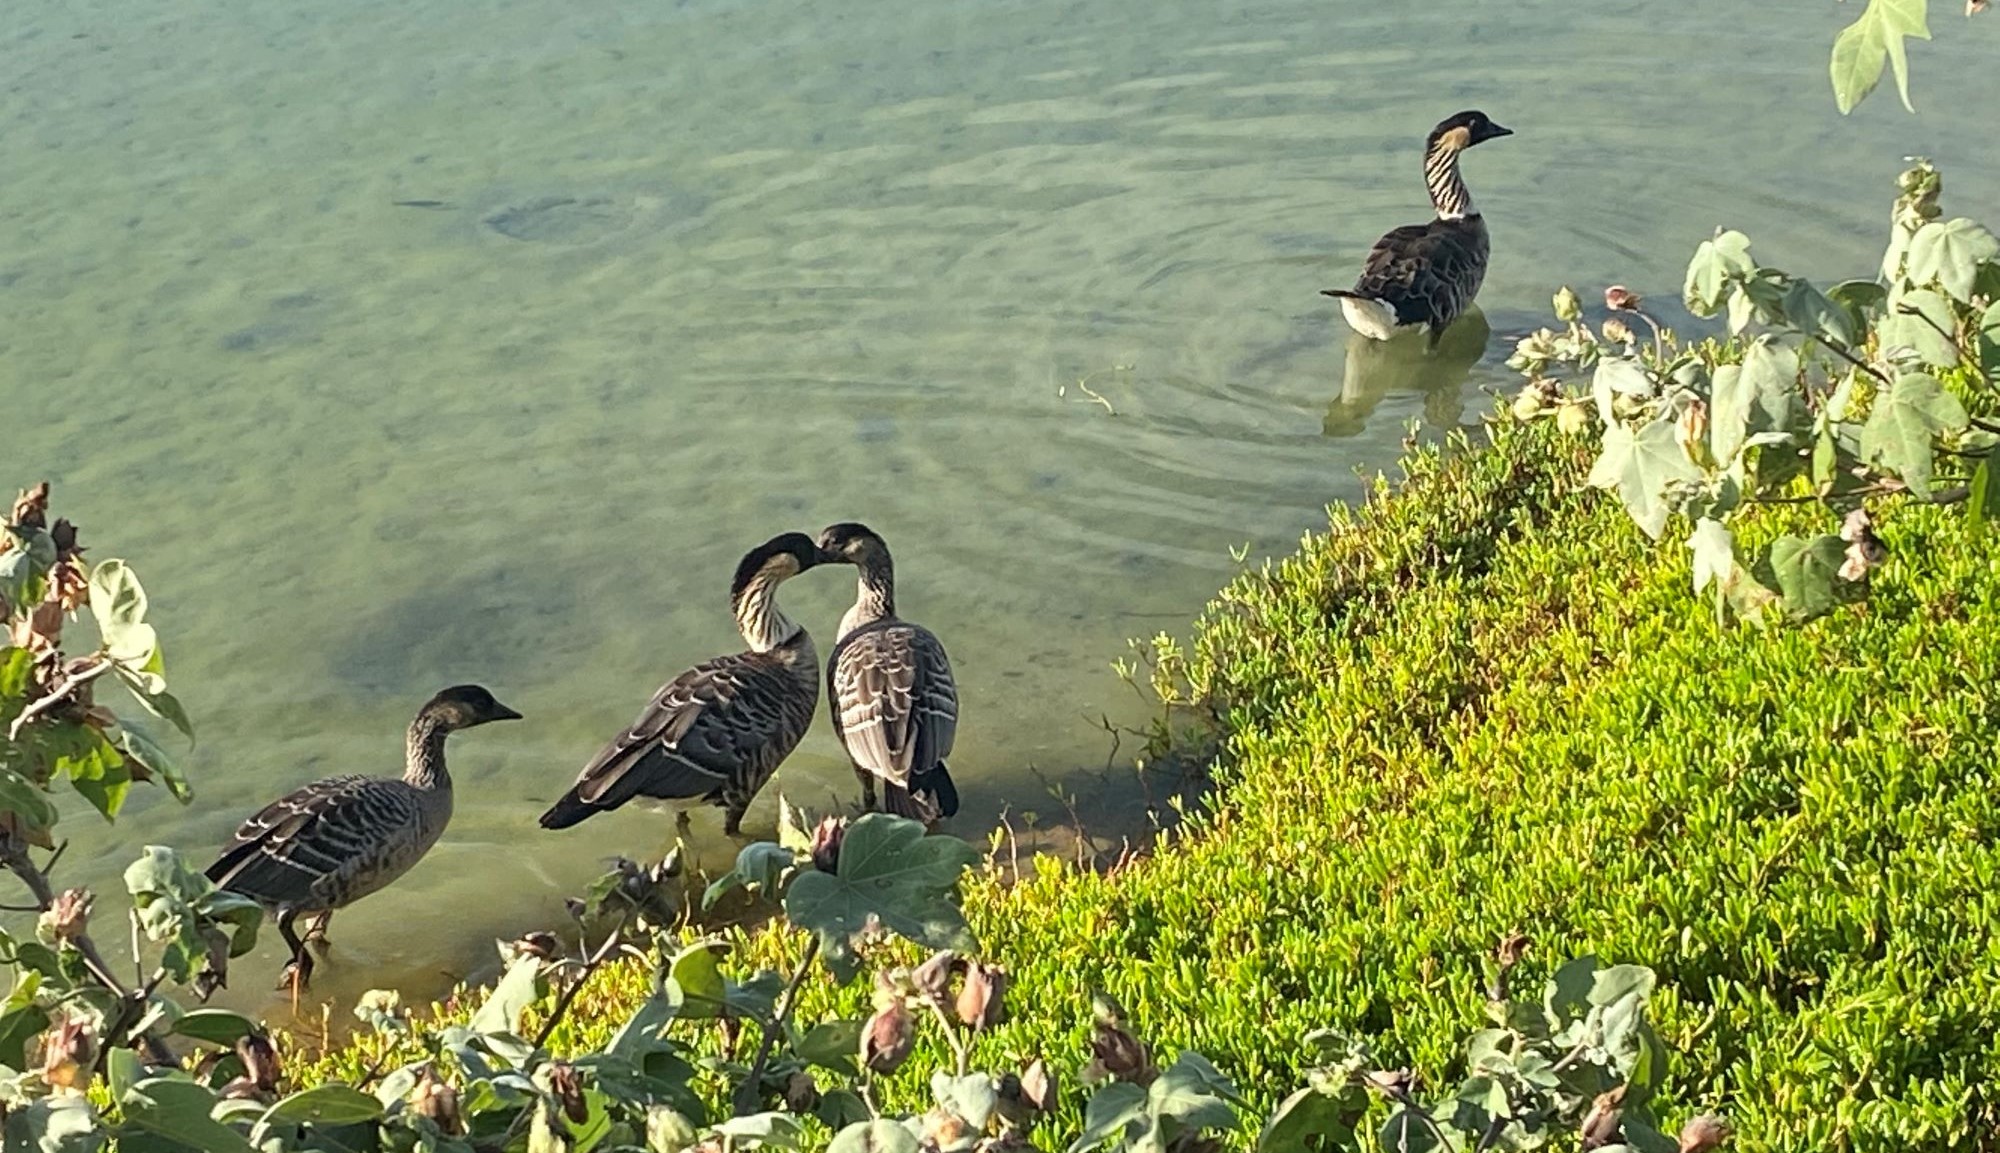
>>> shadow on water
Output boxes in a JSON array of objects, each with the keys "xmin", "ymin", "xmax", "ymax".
[{"xmin": 1322, "ymin": 308, "xmax": 1491, "ymax": 439}]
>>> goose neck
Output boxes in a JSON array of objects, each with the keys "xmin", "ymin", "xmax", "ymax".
[
  {"xmin": 404, "ymin": 713, "xmax": 452, "ymax": 791},
  {"xmin": 1424, "ymin": 143, "xmax": 1475, "ymax": 221}
]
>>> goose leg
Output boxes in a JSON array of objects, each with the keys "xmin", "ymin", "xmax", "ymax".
[
  {"xmin": 275, "ymin": 910, "xmax": 315, "ymax": 1005},
  {"xmin": 854, "ymin": 765, "xmax": 878, "ymax": 814},
  {"xmin": 304, "ymin": 910, "xmax": 333, "ymax": 957}
]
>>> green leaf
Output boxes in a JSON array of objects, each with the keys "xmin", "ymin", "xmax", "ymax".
[
  {"xmin": 1683, "ymin": 230, "xmax": 1754, "ymax": 315},
  {"xmin": 793, "ymin": 1019, "xmax": 864, "ymax": 1075},
  {"xmin": 112, "ymin": 667, "xmax": 195, "ymax": 743},
  {"xmin": 2, "ymin": 1094, "xmax": 101, "ymax": 1153},
  {"xmin": 1377, "ymin": 1107, "xmax": 1444, "ymax": 1153},
  {"xmin": 116, "ymin": 724, "xmax": 193, "ymax": 803},
  {"xmin": 1980, "ymin": 299, "xmax": 2000, "ymax": 378},
  {"xmin": 931, "ymin": 1072, "xmax": 1000, "ymax": 1130},
  {"xmin": 469, "ymin": 954, "xmax": 546, "ymax": 1036},
  {"xmin": 125, "ymin": 846, "xmax": 264, "ymax": 983},
  {"xmin": 1258, "ymin": 1086, "xmax": 1354, "ymax": 1153},
  {"xmin": 1905, "ymin": 218, "xmax": 1998, "ymax": 302},
  {"xmin": 258, "ymin": 1084, "xmax": 384, "ymax": 1126},
  {"xmin": 1071, "ymin": 1082, "xmax": 1149, "ymax": 1153},
  {"xmin": 1758, "ymin": 535, "xmax": 1849, "ymax": 620},
  {"xmin": 0, "ymin": 526, "xmax": 56, "ymax": 611},
  {"xmin": 1587, "ymin": 964, "xmax": 1656, "ymax": 1008},
  {"xmin": 1708, "ymin": 340, "xmax": 1798, "ymax": 465},
  {"xmin": 1780, "ymin": 277, "xmax": 1855, "ymax": 345},
  {"xmin": 1831, "ymin": 0, "xmax": 1930, "ymax": 114},
  {"xmin": 86, "ymin": 559, "xmax": 158, "ymax": 668},
  {"xmin": 105, "ymin": 1046, "xmax": 144, "ymax": 1102},
  {"xmin": 1591, "ymin": 357, "xmax": 1654, "ymax": 426},
  {"xmin": 1970, "ymin": 457, "xmax": 1999, "ymax": 540},
  {"xmin": 1586, "ymin": 416, "xmax": 1703, "ymax": 541},
  {"xmin": 712, "ymin": 1112, "xmax": 807, "ymax": 1151},
  {"xmin": 171, "ymin": 1009, "xmax": 260, "ymax": 1046},
  {"xmin": 1879, "ymin": 288, "xmax": 1959, "ymax": 367},
  {"xmin": 782, "ymin": 814, "xmax": 980, "ymax": 983},
  {"xmin": 1860, "ymin": 371, "xmax": 1968, "ymax": 496},
  {"xmin": 828, "ymin": 1120, "xmax": 921, "ymax": 1153},
  {"xmin": 702, "ymin": 842, "xmax": 798, "ymax": 910},
  {"xmin": 0, "ymin": 764, "xmax": 60, "ymax": 830},
  {"xmin": 1827, "ymin": 279, "xmax": 1889, "ymax": 328},
  {"xmin": 1149, "ymin": 1052, "xmax": 1241, "ymax": 1133},
  {"xmin": 1687, "ymin": 519, "xmax": 1735, "ymax": 595},
  {"xmin": 0, "ymin": 995, "xmax": 51, "ymax": 1071},
  {"xmin": 121, "ymin": 1077, "xmax": 257, "ymax": 1153},
  {"xmin": 51, "ymin": 725, "xmax": 130, "ymax": 821}
]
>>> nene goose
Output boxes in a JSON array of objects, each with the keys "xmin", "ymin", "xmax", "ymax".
[
  {"xmin": 539, "ymin": 532, "xmax": 822, "ymax": 837},
  {"xmin": 817, "ymin": 522, "xmax": 960, "ymax": 825},
  {"xmin": 1322, "ymin": 110, "xmax": 1511, "ymax": 346},
  {"xmin": 205, "ymin": 684, "xmax": 521, "ymax": 994}
]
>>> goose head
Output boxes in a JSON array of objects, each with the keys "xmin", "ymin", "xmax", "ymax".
[
  {"xmin": 1426, "ymin": 110, "xmax": 1512, "ymax": 153},
  {"xmin": 421, "ymin": 684, "xmax": 523, "ymax": 730},
  {"xmin": 729, "ymin": 532, "xmax": 822, "ymax": 611},
  {"xmin": 814, "ymin": 522, "xmax": 891, "ymax": 569}
]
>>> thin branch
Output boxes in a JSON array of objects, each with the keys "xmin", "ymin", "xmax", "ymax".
[
  {"xmin": 732, "ymin": 933, "xmax": 823, "ymax": 1117},
  {"xmin": 1895, "ymin": 300, "xmax": 1963, "ymax": 346},
  {"xmin": 529, "ymin": 926, "xmax": 624, "ymax": 1052},
  {"xmin": 6, "ymin": 657, "xmax": 113, "ymax": 741},
  {"xmin": 923, "ymin": 997, "xmax": 972, "ymax": 1079},
  {"xmin": 1817, "ymin": 340, "xmax": 1895, "ymax": 387}
]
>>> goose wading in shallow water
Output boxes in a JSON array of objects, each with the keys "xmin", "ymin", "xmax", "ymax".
[
  {"xmin": 817, "ymin": 522, "xmax": 960, "ymax": 826},
  {"xmin": 1322, "ymin": 110, "xmax": 1512, "ymax": 347},
  {"xmin": 539, "ymin": 533, "xmax": 822, "ymax": 838},
  {"xmin": 205, "ymin": 684, "xmax": 521, "ymax": 996}
]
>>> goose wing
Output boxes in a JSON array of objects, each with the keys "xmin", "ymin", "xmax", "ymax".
[
  {"xmin": 1349, "ymin": 219, "xmax": 1487, "ymax": 326},
  {"xmin": 829, "ymin": 620, "xmax": 958, "ymax": 786},
  {"xmin": 551, "ymin": 652, "xmax": 807, "ymax": 817},
  {"xmin": 206, "ymin": 775, "xmax": 423, "ymax": 909}
]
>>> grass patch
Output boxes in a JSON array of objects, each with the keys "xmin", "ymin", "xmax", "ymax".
[{"xmin": 294, "ymin": 416, "xmax": 2000, "ymax": 1152}]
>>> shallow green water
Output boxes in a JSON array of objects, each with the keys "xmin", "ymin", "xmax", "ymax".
[{"xmin": 3, "ymin": 0, "xmax": 1996, "ymax": 1013}]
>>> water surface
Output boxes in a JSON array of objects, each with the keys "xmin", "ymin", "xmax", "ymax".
[{"xmin": 2, "ymin": 0, "xmax": 1996, "ymax": 1013}]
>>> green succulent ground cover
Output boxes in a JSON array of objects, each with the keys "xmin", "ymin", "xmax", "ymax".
[{"xmin": 299, "ymin": 412, "xmax": 2000, "ymax": 1152}]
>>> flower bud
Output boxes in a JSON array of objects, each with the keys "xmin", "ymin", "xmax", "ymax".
[
  {"xmin": 412, "ymin": 1066, "xmax": 463, "ymax": 1135},
  {"xmin": 1511, "ymin": 388, "xmax": 1546, "ymax": 422},
  {"xmin": 1676, "ymin": 400, "xmax": 1709, "ymax": 464},
  {"xmin": 810, "ymin": 816, "xmax": 847, "ymax": 875},
  {"xmin": 1678, "ymin": 1113, "xmax": 1732, "ymax": 1153},
  {"xmin": 1605, "ymin": 285, "xmax": 1643, "ymax": 312},
  {"xmin": 956, "ymin": 961, "xmax": 1006, "ymax": 1031},
  {"xmin": 1018, "ymin": 1058, "xmax": 1055, "ymax": 1114},
  {"xmin": 38, "ymin": 888, "xmax": 92, "ymax": 945},
  {"xmin": 1556, "ymin": 401, "xmax": 1591, "ymax": 437},
  {"xmin": 35, "ymin": 1014, "xmax": 96, "ymax": 1091},
  {"xmin": 861, "ymin": 999, "xmax": 915, "ymax": 1074},
  {"xmin": 1088, "ymin": 1018, "xmax": 1151, "ymax": 1084},
  {"xmin": 1554, "ymin": 286, "xmax": 1583, "ymax": 323},
  {"xmin": 1838, "ymin": 508, "xmax": 1887, "ymax": 581},
  {"xmin": 1600, "ymin": 317, "xmax": 1634, "ymax": 346}
]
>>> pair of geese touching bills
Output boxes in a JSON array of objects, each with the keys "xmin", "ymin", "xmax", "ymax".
[{"xmin": 203, "ymin": 111, "xmax": 1509, "ymax": 995}]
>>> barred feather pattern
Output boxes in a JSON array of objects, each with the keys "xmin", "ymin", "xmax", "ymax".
[
  {"xmin": 828, "ymin": 565, "xmax": 959, "ymax": 823},
  {"xmin": 541, "ymin": 634, "xmax": 819, "ymax": 832},
  {"xmin": 206, "ymin": 720, "xmax": 453, "ymax": 914}
]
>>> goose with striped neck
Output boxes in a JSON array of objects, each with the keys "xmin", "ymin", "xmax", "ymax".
[
  {"xmin": 817, "ymin": 522, "xmax": 961, "ymax": 827},
  {"xmin": 205, "ymin": 684, "xmax": 522, "ymax": 996},
  {"xmin": 539, "ymin": 532, "xmax": 822, "ymax": 837},
  {"xmin": 1323, "ymin": 110, "xmax": 1511, "ymax": 346}
]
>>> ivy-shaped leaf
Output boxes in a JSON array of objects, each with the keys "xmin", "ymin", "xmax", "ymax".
[
  {"xmin": 1977, "ymin": 299, "xmax": 2000, "ymax": 379},
  {"xmin": 1831, "ymin": 0, "xmax": 1931, "ymax": 114},
  {"xmin": 1586, "ymin": 416, "xmax": 1703, "ymax": 540},
  {"xmin": 1905, "ymin": 218, "xmax": 1999, "ymax": 302},
  {"xmin": 702, "ymin": 842, "xmax": 799, "ymax": 911},
  {"xmin": 1257, "ymin": 1086, "xmax": 1355, "ymax": 1153},
  {"xmin": 783, "ymin": 814, "xmax": 979, "ymax": 983},
  {"xmin": 828, "ymin": 1119, "xmax": 921, "ymax": 1153},
  {"xmin": 1687, "ymin": 518, "xmax": 1736, "ymax": 595},
  {"xmin": 1591, "ymin": 357, "xmax": 1654, "ymax": 426},
  {"xmin": 0, "ymin": 526, "xmax": 55, "ymax": 613},
  {"xmin": 1757, "ymin": 535, "xmax": 1848, "ymax": 620},
  {"xmin": 1878, "ymin": 288, "xmax": 1959, "ymax": 368},
  {"xmin": 1683, "ymin": 230, "xmax": 1754, "ymax": 315},
  {"xmin": 87, "ymin": 559, "xmax": 158, "ymax": 668},
  {"xmin": 1860, "ymin": 371, "xmax": 1968, "ymax": 496},
  {"xmin": 121, "ymin": 1077, "xmax": 258, "ymax": 1153},
  {"xmin": 49, "ymin": 725, "xmax": 130, "ymax": 821},
  {"xmin": 469, "ymin": 954, "xmax": 546, "ymax": 1036},
  {"xmin": 1780, "ymin": 276, "xmax": 1856, "ymax": 345},
  {"xmin": 1708, "ymin": 339, "xmax": 1799, "ymax": 466}
]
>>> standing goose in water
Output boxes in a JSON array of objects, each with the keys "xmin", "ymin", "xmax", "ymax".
[
  {"xmin": 205, "ymin": 684, "xmax": 521, "ymax": 995},
  {"xmin": 540, "ymin": 533, "xmax": 821, "ymax": 837},
  {"xmin": 1322, "ymin": 110, "xmax": 1512, "ymax": 346},
  {"xmin": 817, "ymin": 522, "xmax": 960, "ymax": 826}
]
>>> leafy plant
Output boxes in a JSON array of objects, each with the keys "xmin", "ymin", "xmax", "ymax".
[
  {"xmin": 1827, "ymin": 0, "xmax": 1988, "ymax": 114},
  {"xmin": 1509, "ymin": 160, "xmax": 2000, "ymax": 623}
]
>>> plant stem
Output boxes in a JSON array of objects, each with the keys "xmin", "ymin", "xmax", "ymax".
[
  {"xmin": 6, "ymin": 657, "xmax": 113, "ymax": 741},
  {"xmin": 732, "ymin": 933, "xmax": 822, "ymax": 1117},
  {"xmin": 923, "ymin": 998, "xmax": 972, "ymax": 1078},
  {"xmin": 1817, "ymin": 340, "xmax": 1895, "ymax": 387},
  {"xmin": 529, "ymin": 926, "xmax": 624, "ymax": 1051}
]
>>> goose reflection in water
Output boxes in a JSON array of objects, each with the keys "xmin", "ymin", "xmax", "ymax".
[{"xmin": 1322, "ymin": 305, "xmax": 1490, "ymax": 440}]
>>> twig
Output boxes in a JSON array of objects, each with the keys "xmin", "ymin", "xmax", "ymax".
[
  {"xmin": 529, "ymin": 926, "xmax": 624, "ymax": 1051},
  {"xmin": 923, "ymin": 998, "xmax": 972, "ymax": 1079},
  {"xmin": 1817, "ymin": 340, "xmax": 1895, "ymax": 387},
  {"xmin": 1895, "ymin": 300, "xmax": 1962, "ymax": 346},
  {"xmin": 6, "ymin": 657, "xmax": 113, "ymax": 741},
  {"xmin": 732, "ymin": 934, "xmax": 823, "ymax": 1117},
  {"xmin": 1474, "ymin": 1115, "xmax": 1511, "ymax": 1153},
  {"xmin": 1369, "ymin": 1076, "xmax": 1458, "ymax": 1153}
]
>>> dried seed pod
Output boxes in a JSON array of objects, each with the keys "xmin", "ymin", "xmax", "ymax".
[
  {"xmin": 861, "ymin": 999, "xmax": 915, "ymax": 1074},
  {"xmin": 412, "ymin": 1066, "xmax": 464, "ymax": 1135},
  {"xmin": 912, "ymin": 949, "xmax": 961, "ymax": 1008},
  {"xmin": 1678, "ymin": 1113, "xmax": 1732, "ymax": 1153},
  {"xmin": 1089, "ymin": 1018, "xmax": 1151, "ymax": 1084},
  {"xmin": 546, "ymin": 1062, "xmax": 587, "ymax": 1124},
  {"xmin": 810, "ymin": 816, "xmax": 847, "ymax": 874},
  {"xmin": 1605, "ymin": 285, "xmax": 1643, "ymax": 312},
  {"xmin": 956, "ymin": 962, "xmax": 1006, "ymax": 1030},
  {"xmin": 784, "ymin": 1070, "xmax": 820, "ymax": 1113},
  {"xmin": 1601, "ymin": 317, "xmax": 1635, "ymax": 346},
  {"xmin": 1018, "ymin": 1058, "xmax": 1055, "ymax": 1114},
  {"xmin": 1580, "ymin": 1085, "xmax": 1628, "ymax": 1150},
  {"xmin": 35, "ymin": 1014, "xmax": 96, "ymax": 1090},
  {"xmin": 237, "ymin": 1032, "xmax": 282, "ymax": 1094}
]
